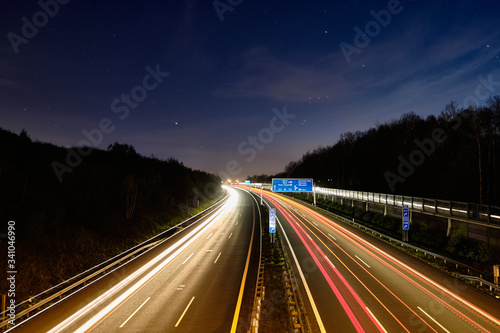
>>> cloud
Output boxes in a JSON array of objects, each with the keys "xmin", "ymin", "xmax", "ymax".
[
  {"xmin": 212, "ymin": 46, "xmax": 353, "ymax": 103},
  {"xmin": 0, "ymin": 78, "xmax": 18, "ymax": 88},
  {"xmin": 213, "ymin": 13, "xmax": 500, "ymax": 111}
]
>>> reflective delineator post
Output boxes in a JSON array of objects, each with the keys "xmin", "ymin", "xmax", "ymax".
[
  {"xmin": 313, "ymin": 186, "xmax": 316, "ymax": 206},
  {"xmin": 494, "ymin": 265, "xmax": 500, "ymax": 286}
]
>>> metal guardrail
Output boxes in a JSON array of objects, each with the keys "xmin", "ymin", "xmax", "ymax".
[
  {"xmin": 458, "ymin": 275, "xmax": 500, "ymax": 292},
  {"xmin": 1, "ymin": 239, "xmax": 163, "ymax": 330},
  {"xmin": 317, "ymin": 188, "xmax": 500, "ymax": 225},
  {"xmin": 0, "ymin": 194, "xmax": 229, "ymax": 330},
  {"xmin": 241, "ymin": 188, "xmax": 264, "ymax": 333},
  {"xmin": 247, "ymin": 183, "xmax": 500, "ymax": 225}
]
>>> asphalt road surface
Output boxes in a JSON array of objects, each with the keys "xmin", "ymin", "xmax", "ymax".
[
  {"xmin": 10, "ymin": 187, "xmax": 261, "ymax": 333},
  {"xmin": 258, "ymin": 189, "xmax": 500, "ymax": 333}
]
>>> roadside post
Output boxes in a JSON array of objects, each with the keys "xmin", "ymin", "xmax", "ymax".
[
  {"xmin": 313, "ymin": 185, "xmax": 316, "ymax": 206},
  {"xmin": 494, "ymin": 265, "xmax": 500, "ymax": 286},
  {"xmin": 269, "ymin": 208, "xmax": 276, "ymax": 243},
  {"xmin": 260, "ymin": 186, "xmax": 263, "ymax": 205},
  {"xmin": 402, "ymin": 205, "xmax": 409, "ymax": 242}
]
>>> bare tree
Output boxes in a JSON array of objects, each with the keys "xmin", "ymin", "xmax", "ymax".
[
  {"xmin": 487, "ymin": 96, "xmax": 500, "ymax": 204},
  {"xmin": 125, "ymin": 174, "xmax": 139, "ymax": 219},
  {"xmin": 466, "ymin": 107, "xmax": 485, "ymax": 205}
]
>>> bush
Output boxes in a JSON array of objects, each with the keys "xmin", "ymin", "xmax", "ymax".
[
  {"xmin": 446, "ymin": 228, "xmax": 466, "ymax": 254},
  {"xmin": 462, "ymin": 243, "xmax": 492, "ymax": 263}
]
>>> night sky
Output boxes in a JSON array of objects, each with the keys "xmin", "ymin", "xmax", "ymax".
[{"xmin": 2, "ymin": 0, "xmax": 500, "ymax": 179}]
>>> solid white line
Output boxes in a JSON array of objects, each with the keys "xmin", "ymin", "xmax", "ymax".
[
  {"xmin": 278, "ymin": 219, "xmax": 327, "ymax": 333},
  {"xmin": 355, "ymin": 255, "xmax": 371, "ymax": 268},
  {"xmin": 365, "ymin": 307, "xmax": 387, "ymax": 333},
  {"xmin": 228, "ymin": 232, "xmax": 233, "ymax": 239},
  {"xmin": 119, "ymin": 297, "xmax": 150, "ymax": 328},
  {"xmin": 418, "ymin": 306, "xmax": 451, "ymax": 333},
  {"xmin": 324, "ymin": 255, "xmax": 336, "ymax": 269},
  {"xmin": 206, "ymin": 232, "xmax": 213, "ymax": 239},
  {"xmin": 175, "ymin": 296, "xmax": 195, "ymax": 328},
  {"xmin": 182, "ymin": 253, "xmax": 194, "ymax": 265},
  {"xmin": 214, "ymin": 252, "xmax": 222, "ymax": 264}
]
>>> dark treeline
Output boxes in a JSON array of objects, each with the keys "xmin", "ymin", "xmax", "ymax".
[
  {"xmin": 252, "ymin": 97, "xmax": 500, "ymax": 205},
  {"xmin": 0, "ymin": 127, "xmax": 223, "ymax": 300}
]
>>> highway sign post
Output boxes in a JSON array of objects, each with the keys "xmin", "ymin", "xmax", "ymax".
[
  {"xmin": 260, "ymin": 186, "xmax": 263, "ymax": 205},
  {"xmin": 402, "ymin": 205, "xmax": 409, "ymax": 242},
  {"xmin": 269, "ymin": 208, "xmax": 276, "ymax": 243}
]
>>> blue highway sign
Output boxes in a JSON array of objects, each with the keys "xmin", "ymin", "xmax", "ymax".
[
  {"xmin": 402, "ymin": 205, "xmax": 409, "ymax": 230},
  {"xmin": 272, "ymin": 178, "xmax": 313, "ymax": 192},
  {"xmin": 269, "ymin": 208, "xmax": 276, "ymax": 233}
]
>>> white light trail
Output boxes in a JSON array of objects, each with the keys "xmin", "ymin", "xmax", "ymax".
[{"xmin": 48, "ymin": 187, "xmax": 239, "ymax": 332}]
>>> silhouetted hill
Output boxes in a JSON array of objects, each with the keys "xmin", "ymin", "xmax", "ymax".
[{"xmin": 0, "ymin": 128, "xmax": 223, "ymax": 300}]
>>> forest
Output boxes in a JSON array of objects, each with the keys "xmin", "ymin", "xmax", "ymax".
[
  {"xmin": 252, "ymin": 97, "xmax": 500, "ymax": 206},
  {"xmin": 0, "ymin": 128, "xmax": 223, "ymax": 301}
]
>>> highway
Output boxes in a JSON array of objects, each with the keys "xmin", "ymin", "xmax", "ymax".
[
  {"xmin": 10, "ymin": 186, "xmax": 261, "ymax": 332},
  {"xmin": 256, "ymin": 188, "xmax": 500, "ymax": 333}
]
